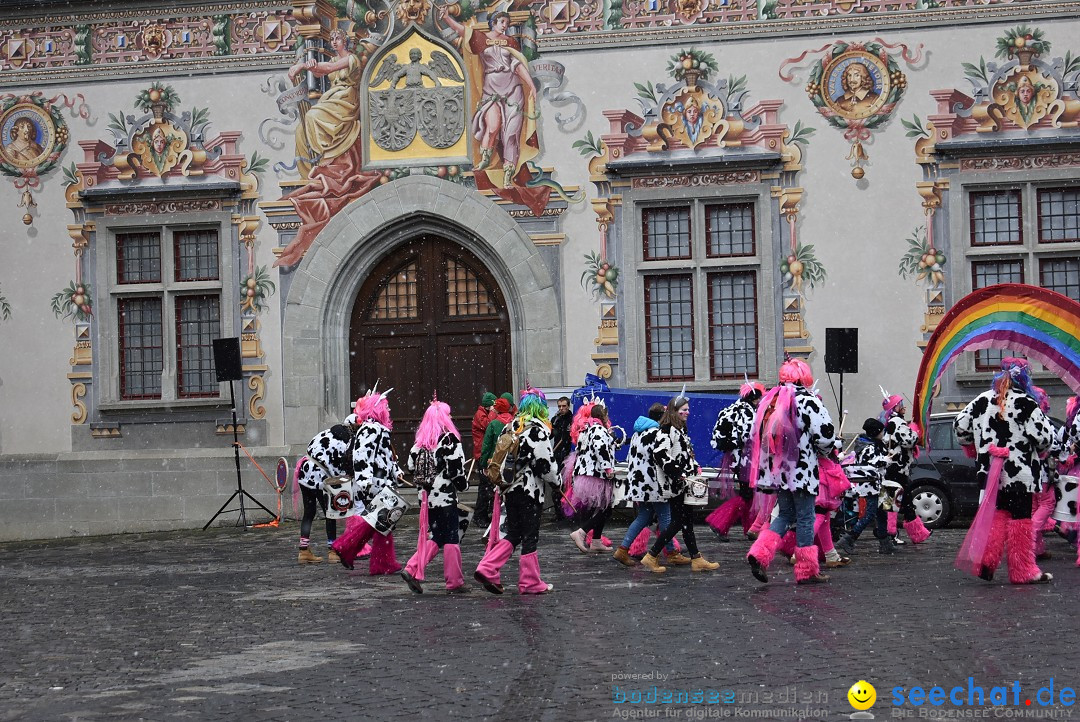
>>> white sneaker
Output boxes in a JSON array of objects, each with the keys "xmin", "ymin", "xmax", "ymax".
[
  {"xmin": 570, "ymin": 529, "xmax": 589, "ymax": 554},
  {"xmin": 588, "ymin": 539, "xmax": 607, "ymax": 553}
]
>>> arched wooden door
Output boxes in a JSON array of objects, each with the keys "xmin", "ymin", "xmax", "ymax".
[{"xmin": 350, "ymin": 235, "xmax": 512, "ymax": 461}]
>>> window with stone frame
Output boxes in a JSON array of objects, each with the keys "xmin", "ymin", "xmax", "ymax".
[
  {"xmin": 640, "ymin": 200, "xmax": 760, "ymax": 383},
  {"xmin": 966, "ymin": 185, "xmax": 1080, "ymax": 371},
  {"xmin": 112, "ymin": 225, "xmax": 224, "ymax": 401}
]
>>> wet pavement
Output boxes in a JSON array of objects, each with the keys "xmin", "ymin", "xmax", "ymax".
[{"xmin": 2, "ymin": 515, "xmax": 1078, "ymax": 721}]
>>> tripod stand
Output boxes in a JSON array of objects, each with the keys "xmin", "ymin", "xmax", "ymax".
[{"xmin": 203, "ymin": 379, "xmax": 276, "ymax": 530}]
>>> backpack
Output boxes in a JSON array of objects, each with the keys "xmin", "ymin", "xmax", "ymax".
[
  {"xmin": 413, "ymin": 447, "xmax": 437, "ymax": 491},
  {"xmin": 486, "ymin": 426, "xmax": 521, "ymax": 490}
]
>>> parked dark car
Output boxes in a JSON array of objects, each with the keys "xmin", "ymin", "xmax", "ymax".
[{"xmin": 908, "ymin": 412, "xmax": 1063, "ymax": 528}]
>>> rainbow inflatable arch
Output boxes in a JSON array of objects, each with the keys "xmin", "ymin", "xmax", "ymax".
[{"xmin": 913, "ymin": 283, "xmax": 1080, "ymax": 440}]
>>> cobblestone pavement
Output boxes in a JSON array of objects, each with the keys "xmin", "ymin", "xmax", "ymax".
[{"xmin": 2, "ymin": 514, "xmax": 1078, "ymax": 722}]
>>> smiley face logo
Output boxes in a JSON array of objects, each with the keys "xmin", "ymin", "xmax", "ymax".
[{"xmin": 848, "ymin": 680, "xmax": 876, "ymax": 710}]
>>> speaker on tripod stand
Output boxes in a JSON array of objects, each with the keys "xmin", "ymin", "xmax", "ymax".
[
  {"xmin": 825, "ymin": 328, "xmax": 858, "ymax": 418},
  {"xmin": 203, "ymin": 337, "xmax": 275, "ymax": 530}
]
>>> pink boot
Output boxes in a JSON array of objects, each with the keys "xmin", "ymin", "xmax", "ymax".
[
  {"xmin": 358, "ymin": 543, "xmax": 372, "ymax": 559},
  {"xmin": 747, "ymin": 528, "xmax": 783, "ymax": 583},
  {"xmin": 401, "ymin": 540, "xmax": 440, "ymax": 593},
  {"xmin": 706, "ymin": 496, "xmax": 748, "ymax": 537},
  {"xmin": 369, "ymin": 532, "xmax": 402, "ymax": 576},
  {"xmin": 517, "ymin": 551, "xmax": 553, "ymax": 594},
  {"xmin": 475, "ymin": 538, "xmax": 514, "ymax": 594},
  {"xmin": 778, "ymin": 530, "xmax": 797, "ymax": 559},
  {"xmin": 978, "ymin": 510, "xmax": 1011, "ymax": 581},
  {"xmin": 442, "ymin": 544, "xmax": 469, "ymax": 594},
  {"xmin": 794, "ymin": 545, "xmax": 828, "ymax": 584},
  {"xmin": 1007, "ymin": 518, "xmax": 1052, "ymax": 584},
  {"xmin": 886, "ymin": 511, "xmax": 898, "ymax": 535},
  {"xmin": 331, "ymin": 518, "xmax": 376, "ymax": 570},
  {"xmin": 903, "ymin": 517, "xmax": 933, "ymax": 544}
]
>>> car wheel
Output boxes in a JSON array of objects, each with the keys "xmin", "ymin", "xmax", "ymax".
[{"xmin": 909, "ymin": 484, "xmax": 951, "ymax": 529}]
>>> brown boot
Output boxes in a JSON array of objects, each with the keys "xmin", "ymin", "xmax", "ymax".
[
  {"xmin": 691, "ymin": 555, "xmax": 719, "ymax": 572},
  {"xmin": 640, "ymin": 553, "xmax": 666, "ymax": 574},
  {"xmin": 298, "ymin": 548, "xmax": 323, "ymax": 564},
  {"xmin": 664, "ymin": 552, "xmax": 692, "ymax": 566},
  {"xmin": 327, "ymin": 549, "xmax": 341, "ymax": 564},
  {"xmin": 613, "ymin": 547, "xmax": 639, "ymax": 567}
]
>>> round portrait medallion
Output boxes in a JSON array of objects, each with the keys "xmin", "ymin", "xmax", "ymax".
[
  {"xmin": 821, "ymin": 51, "xmax": 891, "ymax": 121},
  {"xmin": 0, "ymin": 103, "xmax": 56, "ymax": 170}
]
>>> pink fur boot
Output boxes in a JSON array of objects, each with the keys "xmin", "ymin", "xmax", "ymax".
[
  {"xmin": 1007, "ymin": 518, "xmax": 1052, "ymax": 584},
  {"xmin": 474, "ymin": 538, "xmax": 514, "ymax": 594},
  {"xmin": 442, "ymin": 544, "xmax": 468, "ymax": 593},
  {"xmin": 517, "ymin": 551, "xmax": 553, "ymax": 594},
  {"xmin": 794, "ymin": 545, "xmax": 828, "ymax": 584},
  {"xmin": 779, "ymin": 530, "xmax": 797, "ymax": 560},
  {"xmin": 368, "ymin": 532, "xmax": 402, "ymax": 575},
  {"xmin": 706, "ymin": 496, "xmax": 748, "ymax": 536},
  {"xmin": 886, "ymin": 511, "xmax": 898, "ymax": 536},
  {"xmin": 978, "ymin": 510, "xmax": 1011, "ymax": 581},
  {"xmin": 331, "ymin": 518, "xmax": 376, "ymax": 570},
  {"xmin": 747, "ymin": 528, "xmax": 783, "ymax": 583},
  {"xmin": 903, "ymin": 517, "xmax": 933, "ymax": 544}
]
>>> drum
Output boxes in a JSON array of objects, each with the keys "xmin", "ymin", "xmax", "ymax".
[
  {"xmin": 360, "ymin": 486, "xmax": 410, "ymax": 535},
  {"xmin": 322, "ymin": 476, "xmax": 361, "ymax": 519},
  {"xmin": 684, "ymin": 475, "xmax": 709, "ymax": 506},
  {"xmin": 1052, "ymin": 474, "xmax": 1079, "ymax": 522}
]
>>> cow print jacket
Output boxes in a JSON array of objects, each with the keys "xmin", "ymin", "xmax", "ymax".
[
  {"xmin": 506, "ymin": 418, "xmax": 558, "ymax": 504},
  {"xmin": 297, "ymin": 424, "xmax": 355, "ymax": 491},
  {"xmin": 954, "ymin": 389, "xmax": 1054, "ymax": 494},
  {"xmin": 573, "ymin": 423, "xmax": 617, "ymax": 479},
  {"xmin": 625, "ymin": 425, "xmax": 671, "ymax": 503},
  {"xmin": 352, "ymin": 420, "xmax": 403, "ymax": 499},
  {"xmin": 407, "ymin": 432, "xmax": 468, "ymax": 509},
  {"xmin": 654, "ymin": 424, "xmax": 696, "ymax": 498},
  {"xmin": 711, "ymin": 400, "xmax": 755, "ymax": 475},
  {"xmin": 753, "ymin": 384, "xmax": 836, "ymax": 495},
  {"xmin": 883, "ymin": 413, "xmax": 919, "ymax": 482},
  {"xmin": 844, "ymin": 436, "xmax": 887, "ymax": 497}
]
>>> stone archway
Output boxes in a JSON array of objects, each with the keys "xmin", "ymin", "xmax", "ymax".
[{"xmin": 279, "ymin": 175, "xmax": 563, "ymax": 446}]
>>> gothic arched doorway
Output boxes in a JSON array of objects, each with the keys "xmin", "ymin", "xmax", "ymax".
[{"xmin": 350, "ymin": 235, "xmax": 512, "ymax": 460}]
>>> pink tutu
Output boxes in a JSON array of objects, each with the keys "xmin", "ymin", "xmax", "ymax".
[{"xmin": 572, "ymin": 474, "xmax": 613, "ymax": 511}]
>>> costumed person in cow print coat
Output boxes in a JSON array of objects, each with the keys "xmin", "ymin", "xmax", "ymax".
[
  {"xmin": 401, "ymin": 399, "xmax": 471, "ymax": 594},
  {"xmin": 1028, "ymin": 387, "xmax": 1060, "ymax": 562},
  {"xmin": 474, "ymin": 388, "xmax": 559, "ymax": 594},
  {"xmin": 612, "ymin": 403, "xmax": 678, "ymax": 566},
  {"xmin": 745, "ymin": 358, "xmax": 837, "ymax": 584},
  {"xmin": 569, "ymin": 401, "xmax": 621, "ymax": 554},
  {"xmin": 954, "ymin": 357, "xmax": 1055, "ymax": 584},
  {"xmin": 293, "ymin": 413, "xmax": 358, "ymax": 564},
  {"xmin": 706, "ymin": 381, "xmax": 765, "ymax": 542},
  {"xmin": 331, "ymin": 387, "xmax": 405, "ymax": 573},
  {"xmin": 640, "ymin": 396, "xmax": 720, "ymax": 574},
  {"xmin": 881, "ymin": 393, "xmax": 933, "ymax": 545},
  {"xmin": 835, "ymin": 418, "xmax": 895, "ymax": 555}
]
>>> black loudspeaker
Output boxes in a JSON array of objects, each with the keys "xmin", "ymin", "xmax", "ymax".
[
  {"xmin": 825, "ymin": 328, "xmax": 858, "ymax": 374},
  {"xmin": 212, "ymin": 337, "xmax": 243, "ymax": 382}
]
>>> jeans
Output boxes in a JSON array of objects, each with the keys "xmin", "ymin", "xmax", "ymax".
[
  {"xmin": 620, "ymin": 501, "xmax": 674, "ymax": 552},
  {"xmin": 769, "ymin": 489, "xmax": 817, "ymax": 547},
  {"xmin": 851, "ymin": 494, "xmax": 879, "ymax": 538}
]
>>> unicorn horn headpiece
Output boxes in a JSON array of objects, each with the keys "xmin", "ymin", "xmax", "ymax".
[
  {"xmin": 879, "ymin": 385, "xmax": 890, "ymax": 400},
  {"xmin": 589, "ymin": 391, "xmax": 606, "ymax": 408}
]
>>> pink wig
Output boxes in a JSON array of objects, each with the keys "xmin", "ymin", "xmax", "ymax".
[
  {"xmin": 354, "ymin": 393, "xmax": 392, "ymax": 430},
  {"xmin": 1066, "ymin": 396, "xmax": 1080, "ymax": 430},
  {"xmin": 740, "ymin": 381, "xmax": 765, "ymax": 402},
  {"xmin": 1031, "ymin": 386, "xmax": 1050, "ymax": 413},
  {"xmin": 570, "ymin": 401, "xmax": 600, "ymax": 445},
  {"xmin": 880, "ymin": 394, "xmax": 905, "ymax": 423},
  {"xmin": 414, "ymin": 401, "xmax": 460, "ymax": 450},
  {"xmin": 747, "ymin": 385, "xmax": 800, "ymax": 485},
  {"xmin": 778, "ymin": 358, "xmax": 813, "ymax": 387}
]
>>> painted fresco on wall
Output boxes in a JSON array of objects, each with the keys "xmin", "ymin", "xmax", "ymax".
[
  {"xmin": 63, "ymin": 86, "xmax": 271, "ymax": 425},
  {"xmin": 264, "ymin": 0, "xmax": 581, "ymax": 270},
  {"xmin": 780, "ymin": 38, "xmax": 920, "ymax": 178},
  {"xmin": 901, "ymin": 25, "xmax": 1080, "ymax": 343},
  {"xmin": 0, "ymin": 91, "xmax": 89, "ymax": 225},
  {"xmin": 0, "ymin": 284, "xmax": 10, "ymax": 323},
  {"xmin": 578, "ymin": 50, "xmax": 817, "ymax": 380}
]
